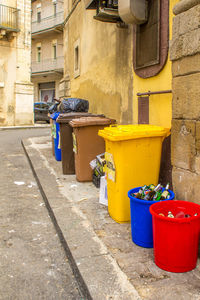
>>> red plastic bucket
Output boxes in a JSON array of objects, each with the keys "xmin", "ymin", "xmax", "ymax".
[{"xmin": 150, "ymin": 200, "xmax": 200, "ymax": 273}]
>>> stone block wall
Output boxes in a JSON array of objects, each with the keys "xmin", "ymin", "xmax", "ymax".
[{"xmin": 170, "ymin": 0, "xmax": 200, "ymax": 203}]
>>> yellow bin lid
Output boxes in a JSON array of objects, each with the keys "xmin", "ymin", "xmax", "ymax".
[{"xmin": 98, "ymin": 124, "xmax": 170, "ymax": 141}]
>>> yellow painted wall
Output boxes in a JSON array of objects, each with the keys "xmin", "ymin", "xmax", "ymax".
[{"xmin": 133, "ymin": 0, "xmax": 178, "ymax": 128}]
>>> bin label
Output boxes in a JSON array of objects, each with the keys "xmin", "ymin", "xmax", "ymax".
[
  {"xmin": 52, "ymin": 124, "xmax": 56, "ymax": 139},
  {"xmin": 72, "ymin": 133, "xmax": 77, "ymax": 154},
  {"xmin": 105, "ymin": 152, "xmax": 115, "ymax": 182},
  {"xmin": 58, "ymin": 131, "xmax": 61, "ymax": 149}
]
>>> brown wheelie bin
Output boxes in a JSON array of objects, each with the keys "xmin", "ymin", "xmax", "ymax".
[
  {"xmin": 69, "ymin": 117, "xmax": 116, "ymax": 182},
  {"xmin": 56, "ymin": 113, "xmax": 104, "ymax": 175}
]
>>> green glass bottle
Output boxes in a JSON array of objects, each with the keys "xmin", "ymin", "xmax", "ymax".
[{"xmin": 152, "ymin": 184, "xmax": 162, "ymax": 200}]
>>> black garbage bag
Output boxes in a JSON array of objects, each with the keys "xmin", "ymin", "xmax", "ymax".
[
  {"xmin": 58, "ymin": 98, "xmax": 89, "ymax": 113},
  {"xmin": 48, "ymin": 103, "xmax": 59, "ymax": 114}
]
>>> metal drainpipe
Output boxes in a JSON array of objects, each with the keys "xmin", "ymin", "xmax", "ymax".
[{"xmin": 63, "ymin": 0, "xmax": 81, "ymax": 26}]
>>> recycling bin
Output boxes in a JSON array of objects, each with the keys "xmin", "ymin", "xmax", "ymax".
[
  {"xmin": 56, "ymin": 112, "xmax": 95, "ymax": 175},
  {"xmin": 128, "ymin": 187, "xmax": 175, "ymax": 248},
  {"xmin": 69, "ymin": 117, "xmax": 116, "ymax": 182},
  {"xmin": 150, "ymin": 200, "xmax": 200, "ymax": 272},
  {"xmin": 50, "ymin": 112, "xmax": 61, "ymax": 161},
  {"xmin": 98, "ymin": 125, "xmax": 170, "ymax": 223}
]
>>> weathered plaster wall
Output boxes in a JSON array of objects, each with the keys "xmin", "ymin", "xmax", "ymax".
[
  {"xmin": 170, "ymin": 0, "xmax": 200, "ymax": 203},
  {"xmin": 0, "ymin": 41, "xmax": 16, "ymax": 125},
  {"xmin": 63, "ymin": 1, "xmax": 179, "ymax": 125},
  {"xmin": 0, "ymin": 0, "xmax": 33, "ymax": 126},
  {"xmin": 63, "ymin": 2, "xmax": 133, "ymax": 123}
]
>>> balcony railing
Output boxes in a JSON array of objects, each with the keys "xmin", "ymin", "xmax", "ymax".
[
  {"xmin": 32, "ymin": 12, "xmax": 64, "ymax": 34},
  {"xmin": 31, "ymin": 57, "xmax": 64, "ymax": 74},
  {"xmin": 0, "ymin": 4, "xmax": 20, "ymax": 31}
]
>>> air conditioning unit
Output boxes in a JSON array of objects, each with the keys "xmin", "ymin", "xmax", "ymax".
[{"xmin": 118, "ymin": 0, "xmax": 148, "ymax": 24}]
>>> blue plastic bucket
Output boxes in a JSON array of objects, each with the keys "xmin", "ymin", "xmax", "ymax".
[
  {"xmin": 50, "ymin": 112, "xmax": 61, "ymax": 161},
  {"xmin": 128, "ymin": 187, "xmax": 175, "ymax": 248}
]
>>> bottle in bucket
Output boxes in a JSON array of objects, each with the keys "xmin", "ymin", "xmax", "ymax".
[{"xmin": 160, "ymin": 183, "xmax": 170, "ymax": 200}]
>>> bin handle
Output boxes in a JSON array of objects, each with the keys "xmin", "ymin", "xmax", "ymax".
[{"xmin": 163, "ymin": 128, "xmax": 171, "ymax": 140}]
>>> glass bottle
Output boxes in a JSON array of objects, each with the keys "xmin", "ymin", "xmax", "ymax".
[
  {"xmin": 152, "ymin": 184, "xmax": 162, "ymax": 200},
  {"xmin": 160, "ymin": 183, "xmax": 170, "ymax": 200}
]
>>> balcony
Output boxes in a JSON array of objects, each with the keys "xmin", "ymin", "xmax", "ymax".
[
  {"xmin": 31, "ymin": 56, "xmax": 64, "ymax": 75},
  {"xmin": 0, "ymin": 4, "xmax": 20, "ymax": 38},
  {"xmin": 32, "ymin": 12, "xmax": 64, "ymax": 36}
]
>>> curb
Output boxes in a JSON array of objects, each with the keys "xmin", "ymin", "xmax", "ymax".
[
  {"xmin": 21, "ymin": 139, "xmax": 92, "ymax": 300},
  {"xmin": 0, "ymin": 125, "xmax": 50, "ymax": 131}
]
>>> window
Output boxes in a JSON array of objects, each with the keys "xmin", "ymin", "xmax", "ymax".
[
  {"xmin": 133, "ymin": 0, "xmax": 169, "ymax": 78},
  {"xmin": 135, "ymin": 0, "xmax": 160, "ymax": 69},
  {"xmin": 53, "ymin": 4, "xmax": 57, "ymax": 16},
  {"xmin": 74, "ymin": 46, "xmax": 79, "ymax": 71},
  {"xmin": 37, "ymin": 46, "xmax": 41, "ymax": 62},
  {"xmin": 52, "ymin": 40, "xmax": 57, "ymax": 60},
  {"xmin": 37, "ymin": 11, "xmax": 41, "ymax": 23},
  {"xmin": 53, "ymin": 44, "xmax": 57, "ymax": 59},
  {"xmin": 74, "ymin": 39, "xmax": 80, "ymax": 78}
]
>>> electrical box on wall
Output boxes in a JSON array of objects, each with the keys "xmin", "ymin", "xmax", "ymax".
[
  {"xmin": 118, "ymin": 0, "xmax": 148, "ymax": 24},
  {"xmin": 94, "ymin": 7, "xmax": 121, "ymax": 23},
  {"xmin": 94, "ymin": 0, "xmax": 121, "ymax": 23}
]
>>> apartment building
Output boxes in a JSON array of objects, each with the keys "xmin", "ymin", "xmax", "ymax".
[
  {"xmin": 31, "ymin": 0, "xmax": 64, "ymax": 103},
  {"xmin": 0, "ymin": 0, "xmax": 33, "ymax": 126}
]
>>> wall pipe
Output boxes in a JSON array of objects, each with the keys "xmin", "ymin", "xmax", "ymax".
[
  {"xmin": 137, "ymin": 90, "xmax": 172, "ymax": 97},
  {"xmin": 63, "ymin": 0, "xmax": 81, "ymax": 26}
]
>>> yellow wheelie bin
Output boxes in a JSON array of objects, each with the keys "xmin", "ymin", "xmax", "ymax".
[{"xmin": 98, "ymin": 125, "xmax": 170, "ymax": 223}]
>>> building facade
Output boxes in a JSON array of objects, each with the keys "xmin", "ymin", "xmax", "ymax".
[
  {"xmin": 31, "ymin": 0, "xmax": 64, "ymax": 103},
  {"xmin": 62, "ymin": 0, "xmax": 178, "ymax": 127},
  {"xmin": 0, "ymin": 0, "xmax": 33, "ymax": 126},
  {"xmin": 170, "ymin": 0, "xmax": 200, "ymax": 204}
]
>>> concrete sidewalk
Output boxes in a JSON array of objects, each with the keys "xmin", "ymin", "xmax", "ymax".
[{"xmin": 22, "ymin": 135, "xmax": 200, "ymax": 300}]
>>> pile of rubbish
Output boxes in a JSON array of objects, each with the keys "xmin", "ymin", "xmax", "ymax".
[
  {"xmin": 90, "ymin": 153, "xmax": 106, "ymax": 188},
  {"xmin": 49, "ymin": 98, "xmax": 89, "ymax": 114}
]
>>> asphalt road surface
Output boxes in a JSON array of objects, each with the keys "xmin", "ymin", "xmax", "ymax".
[{"xmin": 0, "ymin": 128, "xmax": 83, "ymax": 300}]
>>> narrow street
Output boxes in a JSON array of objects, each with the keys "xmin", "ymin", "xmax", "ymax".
[{"xmin": 0, "ymin": 128, "xmax": 82, "ymax": 300}]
